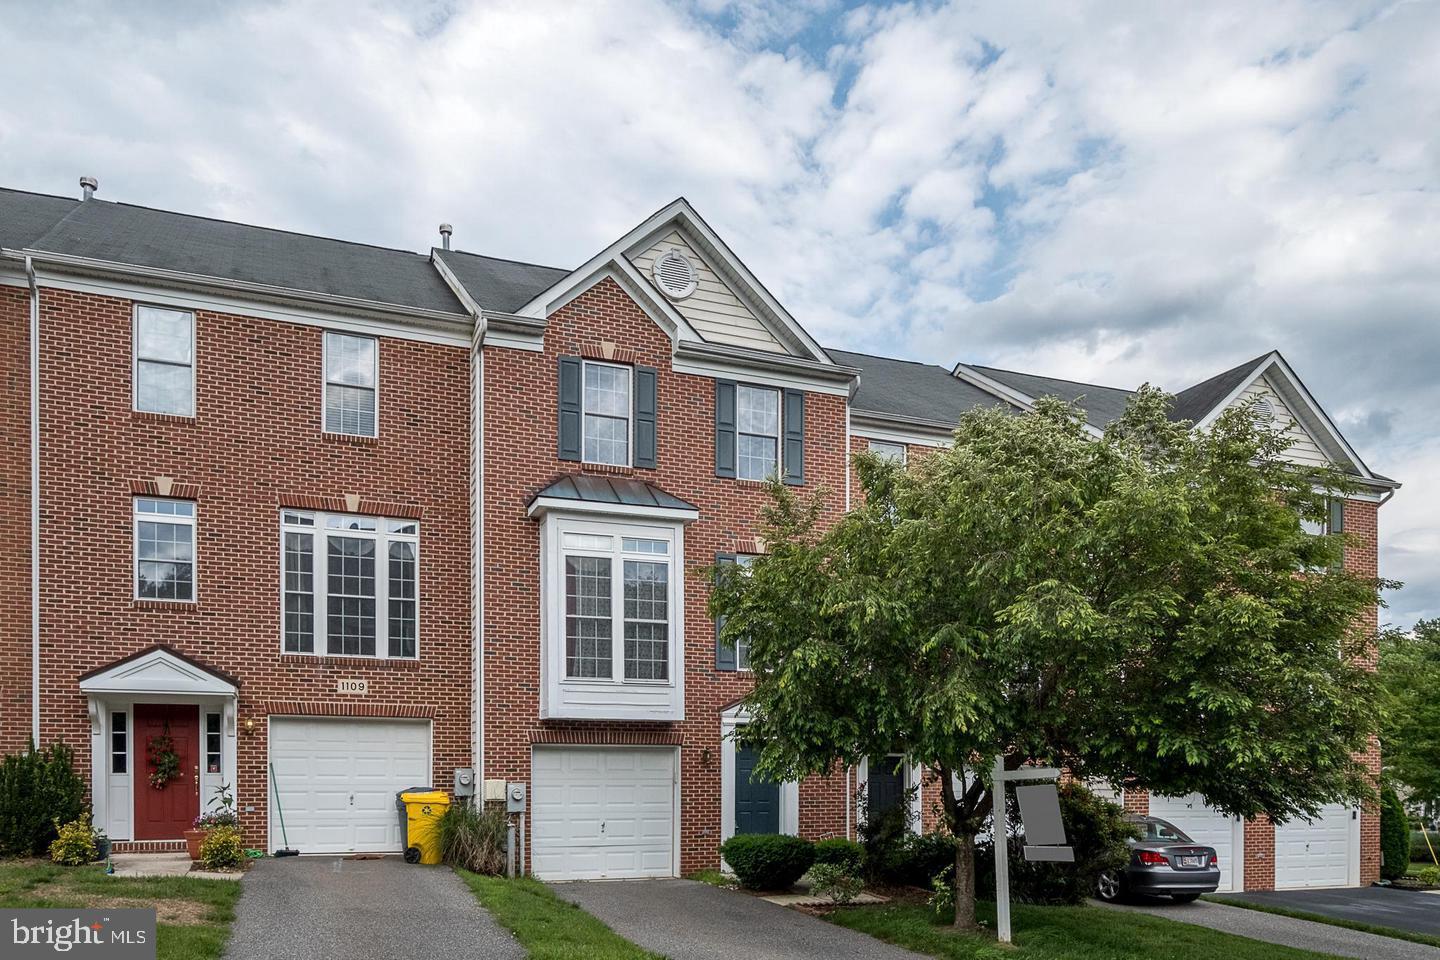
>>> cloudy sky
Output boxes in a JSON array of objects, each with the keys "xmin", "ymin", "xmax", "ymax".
[{"xmin": 3, "ymin": 0, "xmax": 1436, "ymax": 626}]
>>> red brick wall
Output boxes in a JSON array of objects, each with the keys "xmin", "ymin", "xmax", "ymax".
[
  {"xmin": 0, "ymin": 285, "xmax": 33, "ymax": 756},
  {"xmin": 1345, "ymin": 499, "xmax": 1381, "ymax": 887},
  {"xmin": 481, "ymin": 277, "xmax": 850, "ymax": 873},
  {"xmin": 32, "ymin": 287, "xmax": 472, "ymax": 848}
]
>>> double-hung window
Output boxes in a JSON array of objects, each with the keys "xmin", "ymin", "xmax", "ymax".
[
  {"xmin": 716, "ymin": 553, "xmax": 758, "ymax": 671},
  {"xmin": 560, "ymin": 524, "xmax": 673, "ymax": 682},
  {"xmin": 134, "ymin": 306, "xmax": 194, "ymax": 415},
  {"xmin": 324, "ymin": 332, "xmax": 378, "ymax": 437},
  {"xmin": 583, "ymin": 361, "xmax": 632, "ymax": 466},
  {"xmin": 134, "ymin": 498, "xmax": 196, "ymax": 601},
  {"xmin": 281, "ymin": 510, "xmax": 419, "ymax": 659},
  {"xmin": 736, "ymin": 385, "xmax": 780, "ymax": 480},
  {"xmin": 868, "ymin": 439, "xmax": 907, "ymax": 464}
]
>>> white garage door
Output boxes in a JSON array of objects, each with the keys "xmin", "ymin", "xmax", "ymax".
[
  {"xmin": 532, "ymin": 747, "xmax": 676, "ymax": 881},
  {"xmin": 268, "ymin": 717, "xmax": 431, "ymax": 855},
  {"xmin": 1275, "ymin": 804, "xmax": 1356, "ymax": 889},
  {"xmin": 1150, "ymin": 794, "xmax": 1243, "ymax": 892}
]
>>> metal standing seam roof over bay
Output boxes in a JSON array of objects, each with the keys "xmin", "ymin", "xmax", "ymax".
[{"xmin": 529, "ymin": 475, "xmax": 698, "ymax": 513}]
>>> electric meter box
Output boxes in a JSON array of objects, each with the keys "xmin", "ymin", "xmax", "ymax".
[
  {"xmin": 506, "ymin": 782, "xmax": 527, "ymax": 814},
  {"xmin": 453, "ymin": 767, "xmax": 476, "ymax": 797}
]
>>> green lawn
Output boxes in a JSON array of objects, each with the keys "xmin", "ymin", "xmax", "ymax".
[
  {"xmin": 829, "ymin": 900, "xmax": 1349, "ymax": 960},
  {"xmin": 456, "ymin": 871, "xmax": 662, "ymax": 960},
  {"xmin": 1205, "ymin": 894, "xmax": 1440, "ymax": 950},
  {"xmin": 0, "ymin": 860, "xmax": 241, "ymax": 960}
]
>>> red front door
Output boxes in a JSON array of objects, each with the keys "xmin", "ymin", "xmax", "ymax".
[{"xmin": 134, "ymin": 704, "xmax": 199, "ymax": 840}]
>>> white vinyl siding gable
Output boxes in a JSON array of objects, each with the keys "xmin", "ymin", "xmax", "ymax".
[
  {"xmin": 631, "ymin": 231, "xmax": 786, "ymax": 354},
  {"xmin": 1231, "ymin": 377, "xmax": 1328, "ymax": 467}
]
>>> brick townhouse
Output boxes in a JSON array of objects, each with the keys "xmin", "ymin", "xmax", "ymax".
[{"xmin": 0, "ymin": 180, "xmax": 1396, "ymax": 889}]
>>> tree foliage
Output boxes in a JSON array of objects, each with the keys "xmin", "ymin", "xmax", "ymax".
[
  {"xmin": 711, "ymin": 389, "xmax": 1388, "ymax": 927},
  {"xmin": 1380, "ymin": 619, "xmax": 1440, "ymax": 813}
]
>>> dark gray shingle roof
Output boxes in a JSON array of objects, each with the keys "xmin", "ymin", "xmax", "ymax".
[
  {"xmin": 531, "ymin": 475, "xmax": 697, "ymax": 512},
  {"xmin": 433, "ymin": 248, "xmax": 569, "ymax": 313},
  {"xmin": 3, "ymin": 188, "xmax": 466, "ymax": 314},
  {"xmin": 968, "ymin": 365, "xmax": 1136, "ymax": 428},
  {"xmin": 1168, "ymin": 353, "xmax": 1271, "ymax": 424},
  {"xmin": 828, "ymin": 348, "xmax": 1016, "ymax": 424}
]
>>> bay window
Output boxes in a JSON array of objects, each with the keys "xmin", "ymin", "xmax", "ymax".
[
  {"xmin": 281, "ymin": 510, "xmax": 419, "ymax": 659},
  {"xmin": 560, "ymin": 527, "xmax": 673, "ymax": 682}
]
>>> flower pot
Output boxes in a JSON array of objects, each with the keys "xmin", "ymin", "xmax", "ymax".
[
  {"xmin": 94, "ymin": 837, "xmax": 111, "ymax": 862},
  {"xmin": 184, "ymin": 829, "xmax": 207, "ymax": 861}
]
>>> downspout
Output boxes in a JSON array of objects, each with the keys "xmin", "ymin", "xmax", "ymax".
[
  {"xmin": 25, "ymin": 255, "xmax": 40, "ymax": 746},
  {"xmin": 473, "ymin": 319, "xmax": 486, "ymax": 785}
]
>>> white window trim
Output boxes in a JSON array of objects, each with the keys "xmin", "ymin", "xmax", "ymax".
[
  {"xmin": 132, "ymin": 303, "xmax": 196, "ymax": 417},
  {"xmin": 278, "ymin": 509, "xmax": 420, "ymax": 661},
  {"xmin": 729, "ymin": 554, "xmax": 760, "ymax": 672},
  {"xmin": 204, "ymin": 711, "xmax": 222, "ymax": 776},
  {"xmin": 735, "ymin": 382, "xmax": 783, "ymax": 481},
  {"xmin": 867, "ymin": 439, "xmax": 908, "ymax": 465},
  {"xmin": 133, "ymin": 497, "xmax": 197, "ymax": 603},
  {"xmin": 538, "ymin": 512, "xmax": 687, "ymax": 721},
  {"xmin": 322, "ymin": 330, "xmax": 380, "ymax": 438},
  {"xmin": 581, "ymin": 359, "xmax": 634, "ymax": 468},
  {"xmin": 720, "ymin": 706, "xmax": 799, "ymax": 852},
  {"xmin": 855, "ymin": 754, "xmax": 923, "ymax": 835}
]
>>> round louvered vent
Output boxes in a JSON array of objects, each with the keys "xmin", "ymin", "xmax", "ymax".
[
  {"xmin": 1252, "ymin": 398, "xmax": 1275, "ymax": 423},
  {"xmin": 652, "ymin": 249, "xmax": 698, "ymax": 300}
]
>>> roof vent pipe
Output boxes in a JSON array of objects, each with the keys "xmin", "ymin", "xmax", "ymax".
[
  {"xmin": 79, "ymin": 176, "xmax": 98, "ymax": 201},
  {"xmin": 438, "ymin": 223, "xmax": 453, "ymax": 251}
]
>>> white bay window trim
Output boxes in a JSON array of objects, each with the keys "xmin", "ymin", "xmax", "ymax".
[
  {"xmin": 279, "ymin": 509, "xmax": 420, "ymax": 660},
  {"xmin": 537, "ymin": 513, "xmax": 686, "ymax": 721}
]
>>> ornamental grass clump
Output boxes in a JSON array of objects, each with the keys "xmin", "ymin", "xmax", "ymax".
[{"xmin": 437, "ymin": 801, "xmax": 507, "ymax": 875}]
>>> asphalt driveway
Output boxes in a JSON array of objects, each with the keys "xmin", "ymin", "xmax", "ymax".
[
  {"xmin": 551, "ymin": 878, "xmax": 926, "ymax": 960},
  {"xmin": 224, "ymin": 856, "xmax": 523, "ymax": 960},
  {"xmin": 1222, "ymin": 886, "xmax": 1440, "ymax": 937}
]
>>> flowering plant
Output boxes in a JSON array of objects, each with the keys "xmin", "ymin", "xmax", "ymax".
[{"xmin": 193, "ymin": 783, "xmax": 238, "ymax": 829}]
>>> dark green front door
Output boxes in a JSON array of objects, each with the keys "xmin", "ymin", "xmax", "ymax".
[
  {"xmin": 867, "ymin": 756, "xmax": 906, "ymax": 821},
  {"xmin": 735, "ymin": 745, "xmax": 780, "ymax": 834}
]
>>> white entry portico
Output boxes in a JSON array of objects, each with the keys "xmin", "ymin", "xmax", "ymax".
[{"xmin": 78, "ymin": 645, "xmax": 239, "ymax": 842}]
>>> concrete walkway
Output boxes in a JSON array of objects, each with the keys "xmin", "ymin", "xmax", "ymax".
[
  {"xmin": 552, "ymin": 878, "xmax": 926, "ymax": 960},
  {"xmin": 110, "ymin": 852, "xmax": 240, "ymax": 881},
  {"xmin": 1099, "ymin": 897, "xmax": 1440, "ymax": 960},
  {"xmin": 224, "ymin": 857, "xmax": 522, "ymax": 960}
]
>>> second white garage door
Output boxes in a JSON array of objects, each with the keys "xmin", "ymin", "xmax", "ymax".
[
  {"xmin": 268, "ymin": 717, "xmax": 431, "ymax": 855},
  {"xmin": 532, "ymin": 747, "xmax": 676, "ymax": 881},
  {"xmin": 1275, "ymin": 804, "xmax": 1357, "ymax": 889},
  {"xmin": 1149, "ymin": 794, "xmax": 1243, "ymax": 893}
]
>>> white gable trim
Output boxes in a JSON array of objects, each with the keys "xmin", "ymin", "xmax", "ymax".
[
  {"xmin": 951, "ymin": 364, "xmax": 1105, "ymax": 438},
  {"xmin": 79, "ymin": 648, "xmax": 238, "ymax": 698},
  {"xmin": 515, "ymin": 199, "xmax": 830, "ymax": 365},
  {"xmin": 1192, "ymin": 353, "xmax": 1383, "ymax": 483},
  {"xmin": 529, "ymin": 258, "xmax": 703, "ymax": 348}
]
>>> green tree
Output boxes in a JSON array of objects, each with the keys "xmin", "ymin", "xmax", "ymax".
[
  {"xmin": 1380, "ymin": 619, "xmax": 1440, "ymax": 813},
  {"xmin": 711, "ymin": 389, "xmax": 1388, "ymax": 929}
]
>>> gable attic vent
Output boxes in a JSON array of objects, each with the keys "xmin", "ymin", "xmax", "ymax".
[
  {"xmin": 652, "ymin": 248, "xmax": 698, "ymax": 301},
  {"xmin": 1251, "ymin": 397, "xmax": 1276, "ymax": 423}
]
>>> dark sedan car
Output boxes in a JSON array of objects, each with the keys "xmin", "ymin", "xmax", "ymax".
[{"xmin": 1095, "ymin": 815, "xmax": 1220, "ymax": 903}]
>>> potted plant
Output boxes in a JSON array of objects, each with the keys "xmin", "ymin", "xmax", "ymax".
[{"xmin": 186, "ymin": 784, "xmax": 238, "ymax": 861}]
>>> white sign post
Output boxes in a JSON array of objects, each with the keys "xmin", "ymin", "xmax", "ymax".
[{"xmin": 991, "ymin": 760, "xmax": 1067, "ymax": 945}]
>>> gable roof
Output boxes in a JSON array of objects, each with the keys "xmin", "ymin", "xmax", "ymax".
[
  {"xmin": 967, "ymin": 365, "xmax": 1136, "ymax": 429},
  {"xmin": 2, "ymin": 187, "xmax": 467, "ymax": 316},
  {"xmin": 829, "ymin": 349, "xmax": 1016, "ymax": 425},
  {"xmin": 432, "ymin": 248, "xmax": 569, "ymax": 313},
  {"xmin": 1168, "ymin": 353, "xmax": 1271, "ymax": 424}
]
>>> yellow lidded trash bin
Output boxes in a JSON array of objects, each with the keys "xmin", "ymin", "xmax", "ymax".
[{"xmin": 398, "ymin": 789, "xmax": 451, "ymax": 865}]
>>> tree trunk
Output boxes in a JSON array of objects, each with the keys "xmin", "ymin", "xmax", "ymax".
[{"xmin": 952, "ymin": 830, "xmax": 978, "ymax": 929}]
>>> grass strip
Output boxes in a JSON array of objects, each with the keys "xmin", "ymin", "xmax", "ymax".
[{"xmin": 457, "ymin": 871, "xmax": 663, "ymax": 960}]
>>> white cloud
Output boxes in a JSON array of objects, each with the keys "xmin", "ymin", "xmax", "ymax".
[{"xmin": 1, "ymin": 0, "xmax": 1435, "ymax": 623}]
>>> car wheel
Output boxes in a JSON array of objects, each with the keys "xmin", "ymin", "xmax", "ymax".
[
  {"xmin": 1171, "ymin": 893, "xmax": 1200, "ymax": 903},
  {"xmin": 1095, "ymin": 870, "xmax": 1124, "ymax": 902}
]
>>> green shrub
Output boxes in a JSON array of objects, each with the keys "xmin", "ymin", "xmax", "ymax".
[
  {"xmin": 719, "ymin": 833, "xmax": 814, "ymax": 890},
  {"xmin": 437, "ymin": 801, "xmax": 507, "ymax": 875},
  {"xmin": 1380, "ymin": 786, "xmax": 1410, "ymax": 880},
  {"xmin": 199, "ymin": 825, "xmax": 245, "ymax": 870},
  {"xmin": 48, "ymin": 815, "xmax": 97, "ymax": 866},
  {"xmin": 975, "ymin": 783, "xmax": 1137, "ymax": 905},
  {"xmin": 812, "ymin": 837, "xmax": 864, "ymax": 874},
  {"xmin": 1417, "ymin": 866, "xmax": 1440, "ymax": 886},
  {"xmin": 808, "ymin": 862, "xmax": 864, "ymax": 904},
  {"xmin": 0, "ymin": 742, "xmax": 86, "ymax": 856}
]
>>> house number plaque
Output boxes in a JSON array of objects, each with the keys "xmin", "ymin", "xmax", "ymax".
[{"xmin": 336, "ymin": 679, "xmax": 368, "ymax": 695}]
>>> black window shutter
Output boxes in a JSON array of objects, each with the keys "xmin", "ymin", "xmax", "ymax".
[
  {"xmin": 1329, "ymin": 498, "xmax": 1345, "ymax": 535},
  {"xmin": 634, "ymin": 366, "xmax": 657, "ymax": 469},
  {"xmin": 715, "ymin": 554, "xmax": 737, "ymax": 671},
  {"xmin": 715, "ymin": 380, "xmax": 737, "ymax": 478},
  {"xmin": 782, "ymin": 389, "xmax": 805, "ymax": 486},
  {"xmin": 557, "ymin": 356, "xmax": 582, "ymax": 461}
]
